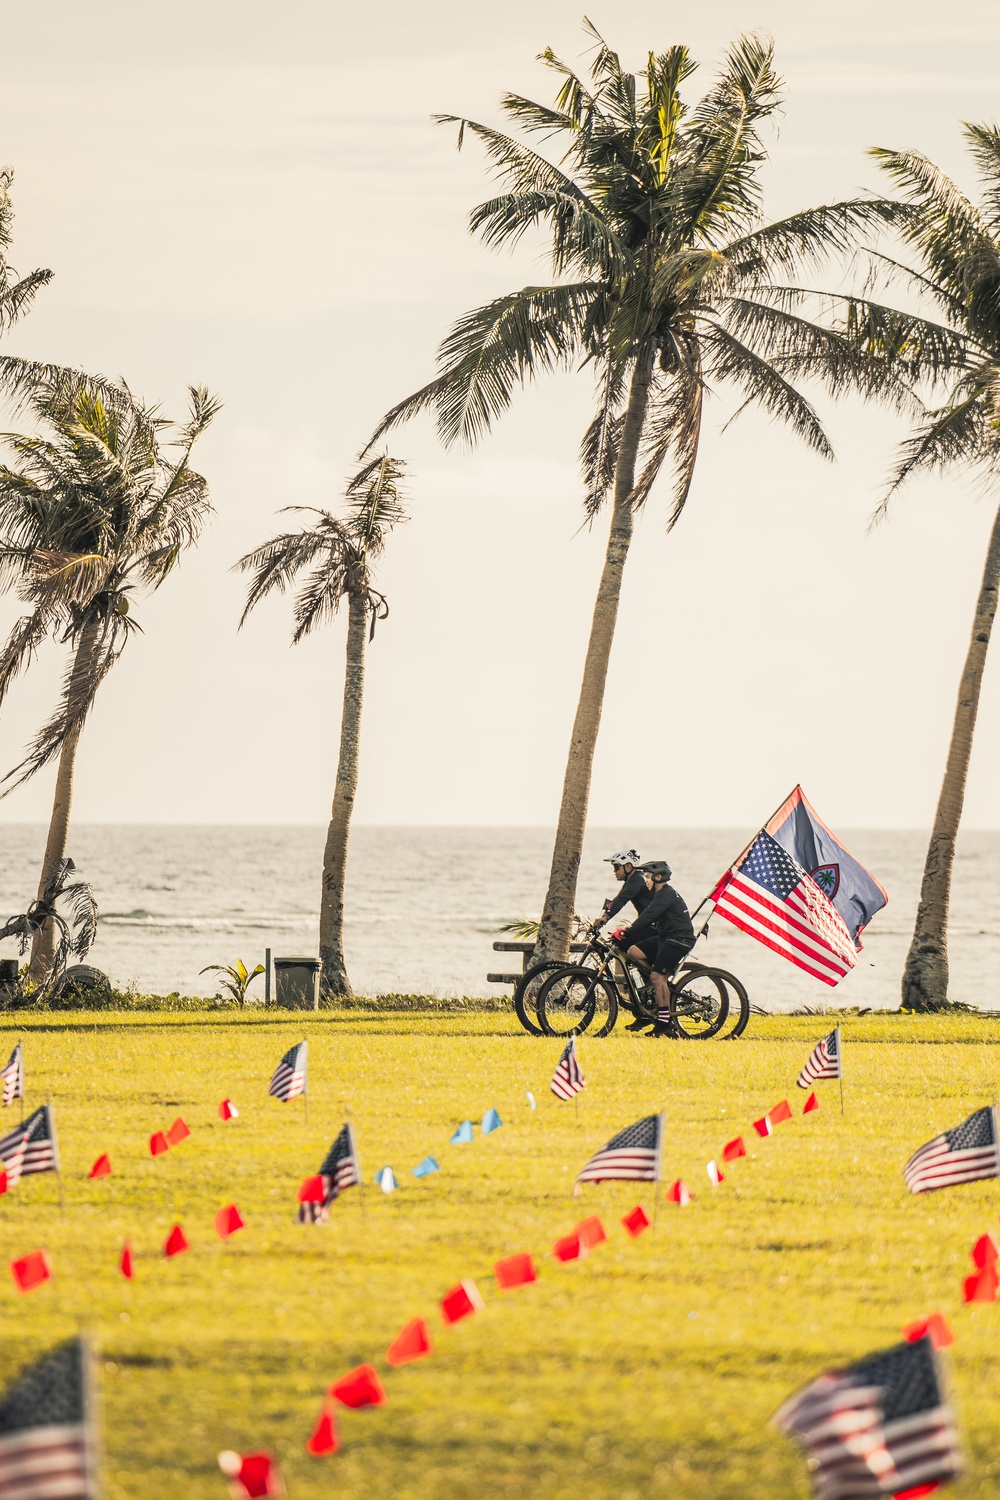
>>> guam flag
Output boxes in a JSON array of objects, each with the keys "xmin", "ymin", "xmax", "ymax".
[{"xmin": 765, "ymin": 787, "xmax": 886, "ymax": 949}]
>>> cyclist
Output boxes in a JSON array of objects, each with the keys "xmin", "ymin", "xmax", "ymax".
[
  {"xmin": 595, "ymin": 849, "xmax": 651, "ymax": 929},
  {"xmin": 617, "ymin": 860, "xmax": 695, "ymax": 1036}
]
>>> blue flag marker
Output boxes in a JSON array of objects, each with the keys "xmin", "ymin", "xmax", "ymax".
[
  {"xmin": 413, "ymin": 1155, "xmax": 440, "ymax": 1177},
  {"xmin": 481, "ymin": 1108, "xmax": 502, "ymax": 1134},
  {"xmin": 450, "ymin": 1120, "xmax": 474, "ymax": 1144},
  {"xmin": 375, "ymin": 1167, "xmax": 397, "ymax": 1193}
]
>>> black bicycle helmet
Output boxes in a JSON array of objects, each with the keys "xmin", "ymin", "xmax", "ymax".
[{"xmin": 639, "ymin": 859, "xmax": 673, "ymax": 881}]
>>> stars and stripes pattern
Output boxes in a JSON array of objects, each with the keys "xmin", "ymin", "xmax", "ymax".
[
  {"xmin": 550, "ymin": 1036, "xmax": 585, "ymax": 1101},
  {"xmin": 1, "ymin": 1045, "xmax": 23, "ymax": 1108},
  {"xmin": 268, "ymin": 1041, "xmax": 307, "ymax": 1103},
  {"xmin": 712, "ymin": 832, "xmax": 857, "ymax": 987},
  {"xmin": 0, "ymin": 1337, "xmax": 98, "ymax": 1500},
  {"xmin": 797, "ymin": 1028, "xmax": 842, "ymax": 1089},
  {"xmin": 774, "ymin": 1335, "xmax": 962, "ymax": 1499},
  {"xmin": 0, "ymin": 1106, "xmax": 59, "ymax": 1189},
  {"xmin": 576, "ymin": 1113, "xmax": 663, "ymax": 1185},
  {"xmin": 904, "ymin": 1105, "xmax": 1000, "ymax": 1194},
  {"xmin": 297, "ymin": 1123, "xmax": 360, "ymax": 1224}
]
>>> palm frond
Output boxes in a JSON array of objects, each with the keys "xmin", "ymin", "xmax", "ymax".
[
  {"xmin": 704, "ymin": 324, "xmax": 833, "ymax": 458},
  {"xmin": 873, "ymin": 385, "xmax": 992, "ymax": 520}
]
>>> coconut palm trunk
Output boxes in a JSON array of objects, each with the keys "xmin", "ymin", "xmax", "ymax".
[
  {"xmin": 319, "ymin": 590, "xmax": 368, "ymax": 996},
  {"xmin": 534, "ymin": 350, "xmax": 654, "ymax": 962},
  {"xmin": 29, "ymin": 619, "xmax": 102, "ymax": 982},
  {"xmin": 901, "ymin": 499, "xmax": 1000, "ymax": 1010}
]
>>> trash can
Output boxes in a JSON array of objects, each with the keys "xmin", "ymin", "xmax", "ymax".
[
  {"xmin": 273, "ymin": 956, "xmax": 321, "ymax": 1010},
  {"xmin": 0, "ymin": 958, "xmax": 18, "ymax": 1003}
]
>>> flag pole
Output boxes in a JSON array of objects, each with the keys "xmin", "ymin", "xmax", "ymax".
[{"xmin": 837, "ymin": 1026, "xmax": 844, "ymax": 1115}]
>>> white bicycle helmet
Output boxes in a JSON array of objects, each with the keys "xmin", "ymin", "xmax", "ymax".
[{"xmin": 604, "ymin": 848, "xmax": 642, "ymax": 867}]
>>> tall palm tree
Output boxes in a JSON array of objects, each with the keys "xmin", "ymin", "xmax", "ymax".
[
  {"xmin": 0, "ymin": 373, "xmax": 219, "ymax": 980},
  {"xmin": 0, "ymin": 166, "xmax": 51, "ymax": 335},
  {"xmin": 367, "ymin": 26, "xmax": 898, "ymax": 961},
  {"xmin": 235, "ymin": 455, "xmax": 408, "ymax": 998},
  {"xmin": 834, "ymin": 126, "xmax": 1000, "ymax": 1010}
]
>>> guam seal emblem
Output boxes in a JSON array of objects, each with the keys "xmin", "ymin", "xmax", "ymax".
[{"xmin": 810, "ymin": 863, "xmax": 840, "ymax": 899}]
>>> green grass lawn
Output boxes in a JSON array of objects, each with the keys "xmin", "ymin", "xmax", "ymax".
[{"xmin": 3, "ymin": 1009, "xmax": 1000, "ymax": 1499}]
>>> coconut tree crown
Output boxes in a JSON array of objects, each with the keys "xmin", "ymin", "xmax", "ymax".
[
  {"xmin": 370, "ymin": 25, "xmax": 900, "ymax": 522},
  {"xmin": 0, "ymin": 374, "xmax": 219, "ymax": 789},
  {"xmin": 0, "ymin": 167, "xmax": 51, "ymax": 334}
]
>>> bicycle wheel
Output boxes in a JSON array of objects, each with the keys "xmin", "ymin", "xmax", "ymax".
[
  {"xmin": 537, "ymin": 966, "xmax": 619, "ymax": 1038},
  {"xmin": 712, "ymin": 968, "xmax": 751, "ymax": 1039},
  {"xmin": 669, "ymin": 964, "xmax": 730, "ymax": 1040},
  {"xmin": 512, "ymin": 961, "xmax": 565, "ymax": 1037}
]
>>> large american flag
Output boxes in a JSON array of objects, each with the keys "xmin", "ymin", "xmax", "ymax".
[
  {"xmin": 712, "ymin": 832, "xmax": 857, "ymax": 986},
  {"xmin": 551, "ymin": 1036, "xmax": 585, "ymax": 1101},
  {"xmin": 0, "ymin": 1105, "xmax": 59, "ymax": 1188},
  {"xmin": 0, "ymin": 1337, "xmax": 98, "ymax": 1500},
  {"xmin": 774, "ymin": 1335, "xmax": 962, "ymax": 1498},
  {"xmin": 797, "ymin": 1028, "xmax": 842, "ymax": 1088},
  {"xmin": 904, "ymin": 1105, "xmax": 1000, "ymax": 1194},
  {"xmin": 269, "ymin": 1041, "xmax": 307, "ymax": 1103},
  {"xmin": 296, "ymin": 1123, "xmax": 360, "ymax": 1224},
  {"xmin": 576, "ymin": 1113, "xmax": 663, "ymax": 1185},
  {"xmin": 1, "ymin": 1045, "xmax": 23, "ymax": 1108}
]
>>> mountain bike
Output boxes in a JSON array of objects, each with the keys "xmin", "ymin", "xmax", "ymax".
[
  {"xmin": 512, "ymin": 927, "xmax": 629, "ymax": 1036},
  {"xmin": 534, "ymin": 933, "xmax": 750, "ymax": 1039}
]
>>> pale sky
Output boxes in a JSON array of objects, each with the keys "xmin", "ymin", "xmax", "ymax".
[{"xmin": 2, "ymin": 0, "xmax": 1000, "ymax": 829}]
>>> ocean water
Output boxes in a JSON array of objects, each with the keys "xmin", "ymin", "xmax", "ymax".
[{"xmin": 0, "ymin": 824, "xmax": 997, "ymax": 1011}]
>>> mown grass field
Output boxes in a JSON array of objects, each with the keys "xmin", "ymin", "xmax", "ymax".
[{"xmin": 3, "ymin": 1009, "xmax": 1000, "ymax": 1499}]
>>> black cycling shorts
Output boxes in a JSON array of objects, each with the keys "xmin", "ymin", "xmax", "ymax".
[
  {"xmin": 629, "ymin": 937, "xmax": 658, "ymax": 963},
  {"xmin": 651, "ymin": 938, "xmax": 693, "ymax": 978}
]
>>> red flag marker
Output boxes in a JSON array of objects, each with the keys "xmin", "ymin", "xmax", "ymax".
[
  {"xmin": 215, "ymin": 1204, "xmax": 245, "ymax": 1239},
  {"xmin": 494, "ymin": 1253, "xmax": 536, "ymax": 1290},
  {"xmin": 706, "ymin": 1160, "xmax": 725, "ymax": 1186},
  {"xmin": 575, "ymin": 1215, "xmax": 607, "ymax": 1249},
  {"xmin": 901, "ymin": 1312, "xmax": 953, "ymax": 1350},
  {"xmin": 120, "ymin": 1241, "xmax": 134, "ymax": 1280},
  {"xmin": 666, "ymin": 1178, "xmax": 691, "ymax": 1205},
  {"xmin": 329, "ymin": 1363, "xmax": 386, "ymax": 1409},
  {"xmin": 218, "ymin": 1451, "xmax": 284, "ymax": 1499},
  {"xmin": 893, "ymin": 1485, "xmax": 941, "ymax": 1499},
  {"xmin": 166, "ymin": 1117, "xmax": 190, "ymax": 1146},
  {"xmin": 441, "ymin": 1279, "xmax": 484, "ymax": 1324},
  {"xmin": 164, "ymin": 1224, "xmax": 189, "ymax": 1258},
  {"xmin": 963, "ymin": 1264, "xmax": 998, "ymax": 1304},
  {"xmin": 769, "ymin": 1100, "xmax": 793, "ymax": 1124},
  {"xmin": 297, "ymin": 1175, "xmax": 326, "ymax": 1204},
  {"xmin": 11, "ymin": 1249, "xmax": 52, "ymax": 1292},
  {"xmin": 386, "ymin": 1316, "xmax": 432, "ymax": 1366},
  {"xmin": 89, "ymin": 1154, "xmax": 112, "ymax": 1179},
  {"xmin": 219, "ymin": 1099, "xmax": 239, "ymax": 1121},
  {"xmin": 752, "ymin": 1115, "xmax": 773, "ymax": 1138},
  {"xmin": 149, "ymin": 1131, "xmax": 169, "ymax": 1157},
  {"xmin": 552, "ymin": 1232, "xmax": 585, "ymax": 1262},
  {"xmin": 972, "ymin": 1233, "xmax": 999, "ymax": 1269},
  {"xmin": 721, "ymin": 1136, "xmax": 746, "ymax": 1162},
  {"xmin": 0, "ymin": 1169, "xmax": 7, "ymax": 1196},
  {"xmin": 803, "ymin": 1092, "xmax": 819, "ymax": 1114},
  {"xmin": 305, "ymin": 1409, "xmax": 338, "ymax": 1457},
  {"xmin": 621, "ymin": 1205, "xmax": 649, "ymax": 1237}
]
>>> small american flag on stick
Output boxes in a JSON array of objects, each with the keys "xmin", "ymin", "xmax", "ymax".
[
  {"xmin": 269, "ymin": 1041, "xmax": 307, "ymax": 1103},
  {"xmin": 296, "ymin": 1123, "xmax": 360, "ymax": 1224},
  {"xmin": 551, "ymin": 1037, "xmax": 585, "ymax": 1101},
  {"xmin": 1, "ymin": 1045, "xmax": 23, "ymax": 1108},
  {"xmin": 774, "ymin": 1334, "xmax": 961, "ymax": 1499},
  {"xmin": 797, "ymin": 1027, "xmax": 842, "ymax": 1088},
  {"xmin": 0, "ymin": 1105, "xmax": 59, "ymax": 1189},
  {"xmin": 576, "ymin": 1113, "xmax": 663, "ymax": 1186},
  {"xmin": 904, "ymin": 1105, "xmax": 1000, "ymax": 1195},
  {"xmin": 712, "ymin": 832, "xmax": 857, "ymax": 987},
  {"xmin": 0, "ymin": 1336, "xmax": 99, "ymax": 1500}
]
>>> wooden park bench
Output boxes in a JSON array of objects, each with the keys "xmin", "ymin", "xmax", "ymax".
[{"xmin": 488, "ymin": 939, "xmax": 589, "ymax": 988}]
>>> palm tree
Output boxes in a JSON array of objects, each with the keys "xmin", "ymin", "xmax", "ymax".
[
  {"xmin": 235, "ymin": 455, "xmax": 408, "ymax": 998},
  {"xmin": 834, "ymin": 126, "xmax": 1000, "ymax": 1010},
  {"xmin": 0, "ymin": 166, "xmax": 51, "ymax": 335},
  {"xmin": 0, "ymin": 373, "xmax": 219, "ymax": 980},
  {"xmin": 366, "ymin": 26, "xmax": 898, "ymax": 962}
]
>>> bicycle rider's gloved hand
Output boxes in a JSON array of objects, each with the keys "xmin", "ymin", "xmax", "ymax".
[{"xmin": 611, "ymin": 928, "xmax": 626, "ymax": 942}]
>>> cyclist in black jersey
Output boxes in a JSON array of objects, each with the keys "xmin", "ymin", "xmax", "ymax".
[
  {"xmin": 617, "ymin": 861, "xmax": 695, "ymax": 1036},
  {"xmin": 594, "ymin": 849, "xmax": 651, "ymax": 929}
]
